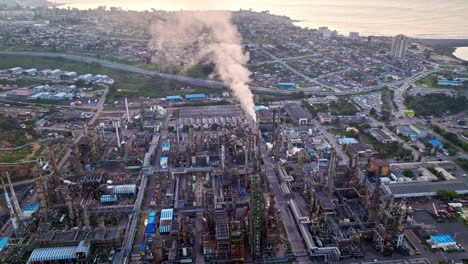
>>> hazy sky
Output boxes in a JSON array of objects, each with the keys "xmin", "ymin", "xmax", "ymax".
[{"xmin": 55, "ymin": 0, "xmax": 468, "ymax": 38}]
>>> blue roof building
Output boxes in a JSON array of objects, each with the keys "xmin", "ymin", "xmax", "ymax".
[
  {"xmin": 338, "ymin": 138, "xmax": 358, "ymax": 145},
  {"xmin": 0, "ymin": 236, "xmax": 9, "ymax": 252},
  {"xmin": 429, "ymin": 139, "xmax": 443, "ymax": 149},
  {"xmin": 185, "ymin": 93, "xmax": 206, "ymax": 100},
  {"xmin": 162, "ymin": 142, "xmax": 170, "ymax": 152},
  {"xmin": 27, "ymin": 240, "xmax": 90, "ymax": 264},
  {"xmin": 100, "ymin": 195, "xmax": 118, "ymax": 203},
  {"xmin": 438, "ymin": 78, "xmax": 463, "ymax": 87},
  {"xmin": 145, "ymin": 211, "xmax": 157, "ymax": 236},
  {"xmin": 166, "ymin": 95, "xmax": 182, "ymax": 101},
  {"xmin": 429, "ymin": 234, "xmax": 457, "ymax": 249},
  {"xmin": 160, "ymin": 156, "xmax": 168, "ymax": 169},
  {"xmin": 255, "ymin": 105, "xmax": 269, "ymax": 111},
  {"xmin": 23, "ymin": 202, "xmax": 39, "ymax": 218},
  {"xmin": 160, "ymin": 208, "xmax": 174, "ymax": 234},
  {"xmin": 106, "ymin": 184, "xmax": 137, "ymax": 195},
  {"xmin": 277, "ymin": 82, "xmax": 297, "ymax": 89}
]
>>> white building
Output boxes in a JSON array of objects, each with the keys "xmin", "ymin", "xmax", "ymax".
[
  {"xmin": 349, "ymin": 32, "xmax": 360, "ymax": 41},
  {"xmin": 391, "ymin": 34, "xmax": 408, "ymax": 58},
  {"xmin": 427, "ymin": 234, "xmax": 457, "ymax": 250}
]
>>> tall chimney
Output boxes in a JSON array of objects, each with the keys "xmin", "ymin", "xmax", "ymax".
[
  {"xmin": 6, "ymin": 172, "xmax": 23, "ymax": 222},
  {"xmin": 113, "ymin": 119, "xmax": 121, "ymax": 148},
  {"xmin": 2, "ymin": 176, "xmax": 19, "ymax": 236},
  {"xmin": 125, "ymin": 97, "xmax": 130, "ymax": 123}
]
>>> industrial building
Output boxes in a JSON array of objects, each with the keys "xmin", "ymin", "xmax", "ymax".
[
  {"xmin": 368, "ymin": 128, "xmax": 397, "ymax": 143},
  {"xmin": 26, "ymin": 240, "xmax": 90, "ymax": 263},
  {"xmin": 177, "ymin": 104, "xmax": 242, "ymax": 127},
  {"xmin": 284, "ymin": 103, "xmax": 311, "ymax": 125},
  {"xmin": 410, "ymin": 122, "xmax": 432, "ymax": 138},
  {"xmin": 427, "ymin": 234, "xmax": 458, "ymax": 250}
]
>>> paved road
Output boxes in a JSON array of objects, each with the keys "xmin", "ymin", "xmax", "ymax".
[
  {"xmin": 88, "ymin": 86, "xmax": 109, "ymax": 125},
  {"xmin": 261, "ymin": 48, "xmax": 343, "ymax": 93},
  {"xmin": 259, "ymin": 141, "xmax": 310, "ymax": 262},
  {"xmin": 391, "ymin": 69, "xmax": 438, "ymax": 118}
]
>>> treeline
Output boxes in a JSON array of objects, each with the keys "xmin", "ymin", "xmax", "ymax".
[
  {"xmin": 329, "ymin": 97, "xmax": 358, "ymax": 116},
  {"xmin": 380, "ymin": 87, "xmax": 395, "ymax": 120},
  {"xmin": 404, "ymin": 94, "xmax": 468, "ymax": 116},
  {"xmin": 455, "ymin": 158, "xmax": 468, "ymax": 172},
  {"xmin": 433, "ymin": 125, "xmax": 468, "ymax": 152},
  {"xmin": 363, "ymin": 132, "xmax": 413, "ymax": 159},
  {"xmin": 303, "ymin": 97, "xmax": 358, "ymax": 116}
]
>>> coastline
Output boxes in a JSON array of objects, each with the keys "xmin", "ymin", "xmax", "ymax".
[
  {"xmin": 7, "ymin": 3, "xmax": 468, "ymax": 60},
  {"xmin": 415, "ymin": 39, "xmax": 468, "ymax": 59}
]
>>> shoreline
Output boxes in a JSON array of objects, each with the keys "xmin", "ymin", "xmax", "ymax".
[
  {"xmin": 50, "ymin": 3, "xmax": 468, "ymax": 41},
  {"xmin": 8, "ymin": 3, "xmax": 468, "ymax": 59},
  {"xmin": 415, "ymin": 39, "xmax": 468, "ymax": 59}
]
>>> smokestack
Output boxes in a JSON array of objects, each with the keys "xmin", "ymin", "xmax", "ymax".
[
  {"xmin": 6, "ymin": 172, "xmax": 23, "ymax": 222},
  {"xmin": 83, "ymin": 204, "xmax": 90, "ymax": 229},
  {"xmin": 125, "ymin": 97, "xmax": 130, "ymax": 123},
  {"xmin": 2, "ymin": 176, "xmax": 19, "ymax": 236},
  {"xmin": 113, "ymin": 119, "xmax": 121, "ymax": 148},
  {"xmin": 150, "ymin": 11, "xmax": 256, "ymax": 122},
  {"xmin": 176, "ymin": 120, "xmax": 180, "ymax": 149},
  {"xmin": 66, "ymin": 192, "xmax": 74, "ymax": 222}
]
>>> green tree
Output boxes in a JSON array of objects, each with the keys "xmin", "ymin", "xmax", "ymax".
[
  {"xmin": 437, "ymin": 189, "xmax": 457, "ymax": 200},
  {"xmin": 402, "ymin": 169, "xmax": 414, "ymax": 178}
]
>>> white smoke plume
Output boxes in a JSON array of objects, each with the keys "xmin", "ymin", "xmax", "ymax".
[{"xmin": 149, "ymin": 11, "xmax": 256, "ymax": 122}]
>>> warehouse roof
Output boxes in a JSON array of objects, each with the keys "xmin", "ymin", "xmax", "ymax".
[
  {"xmin": 26, "ymin": 241, "xmax": 89, "ymax": 263},
  {"xmin": 148, "ymin": 211, "xmax": 156, "ymax": 224},
  {"xmin": 389, "ymin": 181, "xmax": 468, "ymax": 198},
  {"xmin": 431, "ymin": 234, "xmax": 456, "ymax": 244},
  {"xmin": 100, "ymin": 195, "xmax": 118, "ymax": 203},
  {"xmin": 338, "ymin": 138, "xmax": 358, "ymax": 144},
  {"xmin": 160, "ymin": 209, "xmax": 174, "ymax": 220},
  {"xmin": 106, "ymin": 184, "xmax": 137, "ymax": 195},
  {"xmin": 179, "ymin": 105, "xmax": 240, "ymax": 119},
  {"xmin": 0, "ymin": 236, "xmax": 9, "ymax": 251},
  {"xmin": 166, "ymin": 95, "xmax": 182, "ymax": 100},
  {"xmin": 23, "ymin": 202, "xmax": 39, "ymax": 212},
  {"xmin": 284, "ymin": 103, "xmax": 311, "ymax": 123},
  {"xmin": 185, "ymin": 93, "xmax": 206, "ymax": 99},
  {"xmin": 429, "ymin": 139, "xmax": 443, "ymax": 148}
]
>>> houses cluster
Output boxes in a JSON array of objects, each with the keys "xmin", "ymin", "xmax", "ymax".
[
  {"xmin": 237, "ymin": 12, "xmax": 426, "ymax": 92},
  {"xmin": 408, "ymin": 87, "xmax": 458, "ymax": 97},
  {"xmin": 4, "ymin": 84, "xmax": 101, "ymax": 103},
  {"xmin": 1, "ymin": 67, "xmax": 114, "ymax": 85},
  {"xmin": 0, "ymin": 8, "xmax": 151, "ymax": 61},
  {"xmin": 396, "ymin": 122, "xmax": 450, "ymax": 155}
]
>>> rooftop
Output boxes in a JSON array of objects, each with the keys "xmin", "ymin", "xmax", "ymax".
[
  {"xmin": 179, "ymin": 104, "xmax": 241, "ymax": 119},
  {"xmin": 284, "ymin": 103, "xmax": 311, "ymax": 123},
  {"xmin": 7, "ymin": 88, "xmax": 35, "ymax": 96},
  {"xmin": 389, "ymin": 181, "xmax": 468, "ymax": 198},
  {"xmin": 431, "ymin": 234, "xmax": 456, "ymax": 244},
  {"xmin": 26, "ymin": 240, "xmax": 90, "ymax": 264}
]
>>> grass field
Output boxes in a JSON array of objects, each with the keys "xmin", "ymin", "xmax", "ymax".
[{"xmin": 0, "ymin": 147, "xmax": 31, "ymax": 163}]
